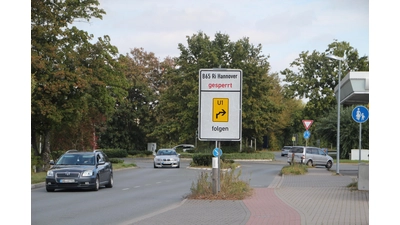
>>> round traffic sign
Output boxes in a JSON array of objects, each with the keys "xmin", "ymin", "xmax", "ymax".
[
  {"xmin": 352, "ymin": 106, "xmax": 369, "ymax": 123},
  {"xmin": 303, "ymin": 130, "xmax": 311, "ymax": 139},
  {"xmin": 212, "ymin": 148, "xmax": 223, "ymax": 157}
]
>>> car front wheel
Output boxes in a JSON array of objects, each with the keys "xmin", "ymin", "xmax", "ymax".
[
  {"xmin": 93, "ymin": 176, "xmax": 100, "ymax": 191},
  {"xmin": 105, "ymin": 174, "xmax": 113, "ymax": 188},
  {"xmin": 307, "ymin": 160, "xmax": 313, "ymax": 167},
  {"xmin": 326, "ymin": 161, "xmax": 333, "ymax": 169}
]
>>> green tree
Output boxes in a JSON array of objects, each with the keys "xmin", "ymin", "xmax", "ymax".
[
  {"xmin": 31, "ymin": 0, "xmax": 127, "ymax": 168},
  {"xmin": 98, "ymin": 48, "xmax": 171, "ymax": 150},
  {"xmin": 281, "ymin": 40, "xmax": 369, "ymax": 120},
  {"xmin": 151, "ymin": 31, "xmax": 290, "ymax": 150}
]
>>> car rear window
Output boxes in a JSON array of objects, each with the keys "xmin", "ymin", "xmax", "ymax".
[{"xmin": 290, "ymin": 147, "xmax": 304, "ymax": 153}]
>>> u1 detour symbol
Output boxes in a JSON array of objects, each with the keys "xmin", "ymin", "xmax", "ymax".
[{"xmin": 213, "ymin": 98, "xmax": 228, "ymax": 122}]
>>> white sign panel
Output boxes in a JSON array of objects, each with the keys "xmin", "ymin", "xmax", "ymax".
[{"xmin": 198, "ymin": 69, "xmax": 242, "ymax": 141}]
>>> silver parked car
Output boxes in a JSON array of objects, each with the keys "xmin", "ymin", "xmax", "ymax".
[
  {"xmin": 281, "ymin": 146, "xmax": 293, "ymax": 156},
  {"xmin": 153, "ymin": 149, "xmax": 180, "ymax": 168},
  {"xmin": 287, "ymin": 146, "xmax": 333, "ymax": 169}
]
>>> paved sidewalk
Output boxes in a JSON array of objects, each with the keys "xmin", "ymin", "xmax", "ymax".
[{"xmin": 126, "ymin": 168, "xmax": 369, "ymax": 225}]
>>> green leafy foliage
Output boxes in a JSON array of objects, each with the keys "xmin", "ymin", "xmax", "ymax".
[
  {"xmin": 101, "ymin": 149, "xmax": 128, "ymax": 158},
  {"xmin": 314, "ymin": 105, "xmax": 369, "ymax": 158},
  {"xmin": 192, "ymin": 154, "xmax": 214, "ymax": 166},
  {"xmin": 282, "ymin": 40, "xmax": 369, "ymax": 121},
  {"xmin": 31, "ymin": 0, "xmax": 128, "ymax": 168}
]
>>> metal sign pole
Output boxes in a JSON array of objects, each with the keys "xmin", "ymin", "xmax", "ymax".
[{"xmin": 359, "ymin": 123, "xmax": 362, "ymax": 164}]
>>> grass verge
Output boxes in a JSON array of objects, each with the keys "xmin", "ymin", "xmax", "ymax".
[
  {"xmin": 188, "ymin": 167, "xmax": 253, "ymax": 200},
  {"xmin": 280, "ymin": 163, "xmax": 308, "ymax": 175}
]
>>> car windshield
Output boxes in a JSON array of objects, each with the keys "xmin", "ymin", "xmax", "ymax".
[
  {"xmin": 56, "ymin": 154, "xmax": 95, "ymax": 165},
  {"xmin": 157, "ymin": 150, "xmax": 176, "ymax": 156}
]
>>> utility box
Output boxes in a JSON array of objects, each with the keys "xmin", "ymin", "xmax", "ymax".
[
  {"xmin": 147, "ymin": 143, "xmax": 157, "ymax": 153},
  {"xmin": 350, "ymin": 149, "xmax": 369, "ymax": 161}
]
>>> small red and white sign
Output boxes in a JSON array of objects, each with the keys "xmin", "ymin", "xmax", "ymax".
[{"xmin": 302, "ymin": 120, "xmax": 313, "ymax": 130}]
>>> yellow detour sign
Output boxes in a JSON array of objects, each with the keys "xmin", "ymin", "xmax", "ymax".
[{"xmin": 213, "ymin": 98, "xmax": 229, "ymax": 122}]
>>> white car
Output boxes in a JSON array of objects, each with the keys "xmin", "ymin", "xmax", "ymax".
[
  {"xmin": 172, "ymin": 144, "xmax": 195, "ymax": 152},
  {"xmin": 153, "ymin": 149, "xmax": 180, "ymax": 168}
]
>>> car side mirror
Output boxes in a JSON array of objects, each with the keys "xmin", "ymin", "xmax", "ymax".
[{"xmin": 49, "ymin": 160, "xmax": 54, "ymax": 165}]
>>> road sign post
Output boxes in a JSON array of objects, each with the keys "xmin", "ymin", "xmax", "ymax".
[{"xmin": 352, "ymin": 106, "xmax": 369, "ymax": 165}]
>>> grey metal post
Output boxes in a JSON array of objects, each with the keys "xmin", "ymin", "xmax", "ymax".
[
  {"xmin": 326, "ymin": 54, "xmax": 343, "ymax": 175},
  {"xmin": 336, "ymin": 59, "xmax": 341, "ymax": 175},
  {"xmin": 359, "ymin": 123, "xmax": 362, "ymax": 164}
]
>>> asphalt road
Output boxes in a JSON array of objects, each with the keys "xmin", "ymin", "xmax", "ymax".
[
  {"xmin": 31, "ymin": 158, "xmax": 283, "ymax": 225},
  {"xmin": 31, "ymin": 153, "xmax": 360, "ymax": 225}
]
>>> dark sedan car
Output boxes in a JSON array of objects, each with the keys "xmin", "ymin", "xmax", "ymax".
[{"xmin": 45, "ymin": 150, "xmax": 113, "ymax": 192}]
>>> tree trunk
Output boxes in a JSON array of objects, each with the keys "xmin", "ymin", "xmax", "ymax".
[
  {"xmin": 31, "ymin": 128, "xmax": 39, "ymax": 156},
  {"xmin": 42, "ymin": 130, "xmax": 52, "ymax": 171}
]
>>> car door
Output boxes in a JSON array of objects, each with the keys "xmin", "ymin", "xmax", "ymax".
[
  {"xmin": 96, "ymin": 153, "xmax": 107, "ymax": 183},
  {"xmin": 312, "ymin": 148, "xmax": 323, "ymax": 165},
  {"xmin": 317, "ymin": 148, "xmax": 327, "ymax": 165}
]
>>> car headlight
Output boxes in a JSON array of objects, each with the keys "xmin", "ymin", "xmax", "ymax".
[
  {"xmin": 156, "ymin": 158, "xmax": 162, "ymax": 161},
  {"xmin": 47, "ymin": 170, "xmax": 54, "ymax": 177},
  {"xmin": 82, "ymin": 170, "xmax": 94, "ymax": 176}
]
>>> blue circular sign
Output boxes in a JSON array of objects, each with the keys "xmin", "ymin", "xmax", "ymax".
[
  {"xmin": 303, "ymin": 130, "xmax": 311, "ymax": 139},
  {"xmin": 212, "ymin": 148, "xmax": 223, "ymax": 157},
  {"xmin": 352, "ymin": 106, "xmax": 369, "ymax": 123}
]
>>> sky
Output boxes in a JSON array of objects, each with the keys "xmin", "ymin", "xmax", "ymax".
[{"xmin": 74, "ymin": 0, "xmax": 369, "ymax": 76}]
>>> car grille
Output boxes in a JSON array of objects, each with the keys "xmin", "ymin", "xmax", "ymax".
[
  {"xmin": 163, "ymin": 159, "xmax": 171, "ymax": 161},
  {"xmin": 55, "ymin": 172, "xmax": 80, "ymax": 178}
]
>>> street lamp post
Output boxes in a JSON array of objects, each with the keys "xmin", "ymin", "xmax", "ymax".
[{"xmin": 326, "ymin": 54, "xmax": 344, "ymax": 175}]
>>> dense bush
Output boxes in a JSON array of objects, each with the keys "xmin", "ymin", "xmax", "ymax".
[
  {"xmin": 31, "ymin": 149, "xmax": 44, "ymax": 172},
  {"xmin": 241, "ymin": 146, "xmax": 256, "ymax": 153},
  {"xmin": 192, "ymin": 154, "xmax": 226, "ymax": 166},
  {"xmin": 109, "ymin": 158, "xmax": 124, "ymax": 164},
  {"xmin": 185, "ymin": 149, "xmax": 195, "ymax": 153},
  {"xmin": 101, "ymin": 149, "xmax": 128, "ymax": 158},
  {"xmin": 128, "ymin": 150, "xmax": 153, "ymax": 156},
  {"xmin": 192, "ymin": 154, "xmax": 213, "ymax": 166}
]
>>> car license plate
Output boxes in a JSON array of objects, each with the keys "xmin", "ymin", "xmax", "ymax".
[
  {"xmin": 163, "ymin": 162, "xmax": 171, "ymax": 165},
  {"xmin": 60, "ymin": 179, "xmax": 75, "ymax": 183}
]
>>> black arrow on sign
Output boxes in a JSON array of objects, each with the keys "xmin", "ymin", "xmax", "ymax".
[{"xmin": 216, "ymin": 109, "xmax": 226, "ymax": 119}]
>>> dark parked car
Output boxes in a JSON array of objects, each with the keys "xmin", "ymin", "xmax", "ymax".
[{"xmin": 45, "ymin": 150, "xmax": 113, "ymax": 192}]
